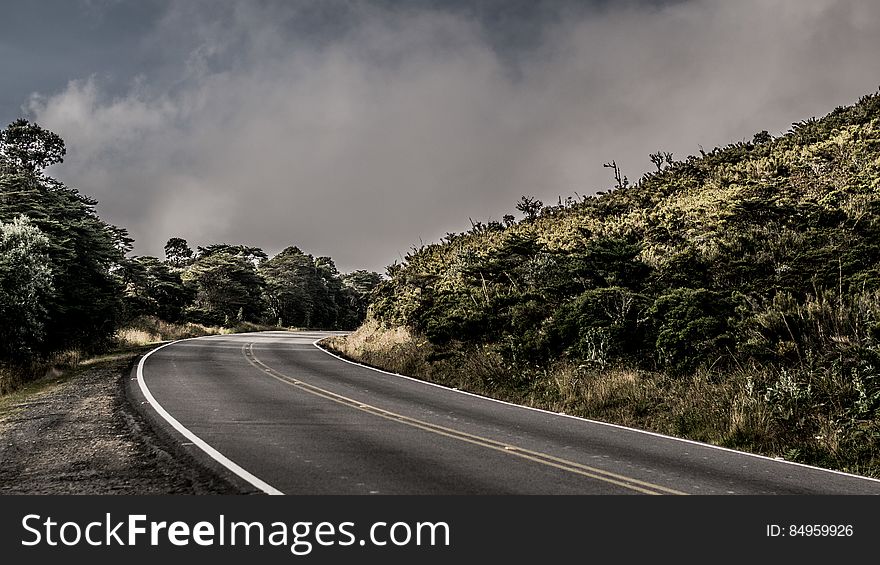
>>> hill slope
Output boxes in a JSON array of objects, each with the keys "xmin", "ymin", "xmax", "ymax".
[{"xmin": 332, "ymin": 91, "xmax": 880, "ymax": 476}]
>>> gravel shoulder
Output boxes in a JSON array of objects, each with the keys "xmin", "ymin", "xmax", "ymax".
[{"xmin": 0, "ymin": 347, "xmax": 242, "ymax": 494}]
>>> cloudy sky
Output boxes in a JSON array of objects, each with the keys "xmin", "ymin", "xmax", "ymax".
[{"xmin": 2, "ymin": 0, "xmax": 878, "ymax": 272}]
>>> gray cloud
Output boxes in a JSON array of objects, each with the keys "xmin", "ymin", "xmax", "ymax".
[{"xmin": 23, "ymin": 0, "xmax": 880, "ymax": 272}]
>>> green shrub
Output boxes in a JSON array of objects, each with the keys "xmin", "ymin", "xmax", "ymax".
[
  {"xmin": 548, "ymin": 287, "xmax": 649, "ymax": 362},
  {"xmin": 649, "ymin": 288, "xmax": 733, "ymax": 375}
]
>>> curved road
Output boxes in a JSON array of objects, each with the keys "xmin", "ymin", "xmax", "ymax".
[{"xmin": 131, "ymin": 331, "xmax": 880, "ymax": 495}]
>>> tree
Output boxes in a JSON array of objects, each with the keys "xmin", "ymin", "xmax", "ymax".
[
  {"xmin": 752, "ymin": 130, "xmax": 772, "ymax": 144},
  {"xmin": 183, "ymin": 251, "xmax": 265, "ymax": 325},
  {"xmin": 342, "ymin": 270, "xmax": 383, "ymax": 297},
  {"xmin": 0, "ymin": 119, "xmax": 66, "ymax": 173},
  {"xmin": 0, "ymin": 122, "xmax": 129, "ymax": 354},
  {"xmin": 515, "ymin": 195, "xmax": 543, "ymax": 221},
  {"xmin": 339, "ymin": 270, "xmax": 383, "ymax": 328},
  {"xmin": 0, "ymin": 216, "xmax": 53, "ymax": 361},
  {"xmin": 197, "ymin": 243, "xmax": 267, "ymax": 265},
  {"xmin": 649, "ymin": 288, "xmax": 733, "ymax": 375},
  {"xmin": 259, "ymin": 247, "xmax": 324, "ymax": 328},
  {"xmin": 164, "ymin": 237, "xmax": 194, "ymax": 268},
  {"xmin": 259, "ymin": 248, "xmax": 379, "ymax": 329},
  {"xmin": 121, "ymin": 256, "xmax": 193, "ymax": 322}
]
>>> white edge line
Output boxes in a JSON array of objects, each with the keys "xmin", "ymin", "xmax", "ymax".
[
  {"xmin": 312, "ymin": 336, "xmax": 880, "ymax": 486},
  {"xmin": 137, "ymin": 335, "xmax": 284, "ymax": 495}
]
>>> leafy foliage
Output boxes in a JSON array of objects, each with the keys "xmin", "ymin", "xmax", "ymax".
[
  {"xmin": 0, "ymin": 120, "xmax": 129, "ymax": 355},
  {"xmin": 0, "ymin": 118, "xmax": 65, "ymax": 172},
  {"xmin": 0, "ymin": 216, "xmax": 53, "ymax": 361},
  {"xmin": 182, "ymin": 251, "xmax": 267, "ymax": 326},
  {"xmin": 177, "ymin": 243, "xmax": 381, "ymax": 330},
  {"xmin": 121, "ymin": 256, "xmax": 193, "ymax": 322},
  {"xmin": 649, "ymin": 288, "xmax": 733, "ymax": 375},
  {"xmin": 163, "ymin": 237, "xmax": 194, "ymax": 268},
  {"xmin": 260, "ymin": 247, "xmax": 334, "ymax": 328}
]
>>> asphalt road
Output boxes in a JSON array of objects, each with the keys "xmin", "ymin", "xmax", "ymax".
[{"xmin": 132, "ymin": 331, "xmax": 880, "ymax": 495}]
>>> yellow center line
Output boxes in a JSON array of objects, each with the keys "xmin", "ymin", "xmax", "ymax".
[{"xmin": 241, "ymin": 342, "xmax": 688, "ymax": 496}]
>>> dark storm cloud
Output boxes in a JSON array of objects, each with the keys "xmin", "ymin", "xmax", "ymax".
[
  {"xmin": 0, "ymin": 0, "xmax": 168, "ymax": 120},
  {"xmin": 10, "ymin": 0, "xmax": 880, "ymax": 272}
]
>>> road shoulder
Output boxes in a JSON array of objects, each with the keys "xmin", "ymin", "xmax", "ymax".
[{"xmin": 0, "ymin": 347, "xmax": 243, "ymax": 494}]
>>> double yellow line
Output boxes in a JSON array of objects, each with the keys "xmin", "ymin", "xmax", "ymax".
[{"xmin": 242, "ymin": 342, "xmax": 687, "ymax": 495}]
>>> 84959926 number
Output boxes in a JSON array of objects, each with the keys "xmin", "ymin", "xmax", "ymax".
[{"xmin": 788, "ymin": 524, "xmax": 852, "ymax": 537}]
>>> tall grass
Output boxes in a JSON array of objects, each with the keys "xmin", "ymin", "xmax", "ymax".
[
  {"xmin": 0, "ymin": 349, "xmax": 81, "ymax": 395},
  {"xmin": 114, "ymin": 316, "xmax": 231, "ymax": 347},
  {"xmin": 1, "ymin": 316, "xmax": 238, "ymax": 396},
  {"xmin": 326, "ymin": 313, "xmax": 880, "ymax": 477}
]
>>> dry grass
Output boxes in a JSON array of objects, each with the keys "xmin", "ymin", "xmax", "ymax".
[
  {"xmin": 326, "ymin": 319, "xmax": 414, "ymax": 357},
  {"xmin": 2, "ymin": 316, "xmax": 235, "ymax": 397},
  {"xmin": 324, "ymin": 321, "xmax": 880, "ymax": 477},
  {"xmin": 0, "ymin": 348, "xmax": 84, "ymax": 396},
  {"xmin": 114, "ymin": 316, "xmax": 231, "ymax": 347},
  {"xmin": 325, "ymin": 319, "xmax": 425, "ymax": 374},
  {"xmin": 2, "ymin": 316, "xmax": 287, "ymax": 396}
]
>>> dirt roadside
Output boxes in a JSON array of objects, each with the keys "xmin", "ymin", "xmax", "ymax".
[{"xmin": 0, "ymin": 348, "xmax": 242, "ymax": 494}]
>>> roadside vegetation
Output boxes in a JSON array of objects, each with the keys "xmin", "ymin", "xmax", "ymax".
[
  {"xmin": 1, "ymin": 316, "xmax": 237, "ymax": 395},
  {"xmin": 329, "ymin": 90, "xmax": 880, "ymax": 477},
  {"xmin": 0, "ymin": 120, "xmax": 381, "ymax": 395}
]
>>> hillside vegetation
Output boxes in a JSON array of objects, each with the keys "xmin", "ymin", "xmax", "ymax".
[{"xmin": 331, "ymin": 91, "xmax": 880, "ymax": 476}]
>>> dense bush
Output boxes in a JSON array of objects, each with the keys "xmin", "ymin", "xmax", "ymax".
[
  {"xmin": 649, "ymin": 288, "xmax": 733, "ymax": 375},
  {"xmin": 1, "ymin": 121, "xmax": 129, "ymax": 356},
  {"xmin": 549, "ymin": 287, "xmax": 649, "ymax": 364},
  {"xmin": 0, "ymin": 216, "xmax": 53, "ymax": 361}
]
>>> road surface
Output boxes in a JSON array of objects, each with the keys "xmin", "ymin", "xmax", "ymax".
[{"xmin": 131, "ymin": 331, "xmax": 880, "ymax": 495}]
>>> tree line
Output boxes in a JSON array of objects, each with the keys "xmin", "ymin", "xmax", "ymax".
[
  {"xmin": 0, "ymin": 119, "xmax": 381, "ymax": 366},
  {"xmin": 124, "ymin": 240, "xmax": 381, "ymax": 330}
]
